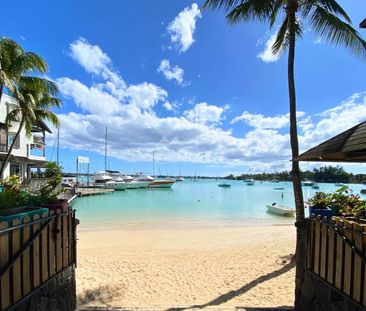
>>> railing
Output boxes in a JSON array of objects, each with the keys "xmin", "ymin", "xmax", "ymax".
[
  {"xmin": 0, "ymin": 207, "xmax": 77, "ymax": 310},
  {"xmin": 306, "ymin": 215, "xmax": 366, "ymax": 307}
]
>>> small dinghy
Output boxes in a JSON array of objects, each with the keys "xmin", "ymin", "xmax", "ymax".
[
  {"xmin": 266, "ymin": 204, "xmax": 295, "ymax": 217},
  {"xmin": 218, "ymin": 183, "xmax": 231, "ymax": 188}
]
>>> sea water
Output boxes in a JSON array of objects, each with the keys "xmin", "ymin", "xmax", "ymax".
[{"xmin": 72, "ymin": 180, "xmax": 365, "ymax": 229}]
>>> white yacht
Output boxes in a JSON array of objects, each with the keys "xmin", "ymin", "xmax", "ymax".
[
  {"xmin": 93, "ymin": 171, "xmax": 128, "ymax": 190},
  {"xmin": 149, "ymin": 178, "xmax": 175, "ymax": 188}
]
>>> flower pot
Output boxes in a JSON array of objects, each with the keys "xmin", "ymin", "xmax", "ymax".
[
  {"xmin": 309, "ymin": 206, "xmax": 334, "ymax": 218},
  {"xmin": 0, "ymin": 207, "xmax": 49, "ymax": 223},
  {"xmin": 40, "ymin": 199, "xmax": 69, "ymax": 211}
]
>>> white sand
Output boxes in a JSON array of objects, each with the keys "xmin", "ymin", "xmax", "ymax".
[{"xmin": 76, "ymin": 225, "xmax": 296, "ymax": 310}]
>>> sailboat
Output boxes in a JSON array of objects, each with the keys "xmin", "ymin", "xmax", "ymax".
[
  {"xmin": 149, "ymin": 151, "xmax": 175, "ymax": 188},
  {"xmin": 92, "ymin": 127, "xmax": 128, "ymax": 190}
]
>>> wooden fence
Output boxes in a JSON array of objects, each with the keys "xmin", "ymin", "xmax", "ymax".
[
  {"xmin": 307, "ymin": 215, "xmax": 366, "ymax": 307},
  {"xmin": 0, "ymin": 207, "xmax": 77, "ymax": 311}
]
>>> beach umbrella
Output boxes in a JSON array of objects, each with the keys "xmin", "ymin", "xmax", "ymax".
[{"xmin": 294, "ymin": 121, "xmax": 366, "ymax": 163}]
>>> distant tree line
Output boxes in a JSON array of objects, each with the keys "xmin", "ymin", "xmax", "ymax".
[{"xmin": 225, "ymin": 165, "xmax": 366, "ymax": 184}]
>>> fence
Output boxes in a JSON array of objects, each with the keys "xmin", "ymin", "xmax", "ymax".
[
  {"xmin": 306, "ymin": 215, "xmax": 366, "ymax": 308},
  {"xmin": 0, "ymin": 207, "xmax": 77, "ymax": 311}
]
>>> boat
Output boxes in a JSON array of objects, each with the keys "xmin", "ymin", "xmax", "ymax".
[
  {"xmin": 274, "ymin": 187, "xmax": 284, "ymax": 190},
  {"xmin": 361, "ymin": 189, "xmax": 366, "ymax": 194},
  {"xmin": 92, "ymin": 171, "xmax": 128, "ymax": 190},
  {"xmin": 302, "ymin": 180, "xmax": 314, "ymax": 186},
  {"xmin": 176, "ymin": 176, "xmax": 184, "ymax": 182},
  {"xmin": 335, "ymin": 183, "xmax": 345, "ymax": 187},
  {"xmin": 218, "ymin": 183, "xmax": 231, "ymax": 188},
  {"xmin": 244, "ymin": 178, "xmax": 255, "ymax": 186},
  {"xmin": 132, "ymin": 173, "xmax": 154, "ymax": 182},
  {"xmin": 266, "ymin": 204, "xmax": 295, "ymax": 217},
  {"xmin": 311, "ymin": 183, "xmax": 320, "ymax": 190},
  {"xmin": 149, "ymin": 179, "xmax": 175, "ymax": 188}
]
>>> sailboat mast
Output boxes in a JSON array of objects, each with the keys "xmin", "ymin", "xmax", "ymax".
[
  {"xmin": 152, "ymin": 150, "xmax": 155, "ymax": 177},
  {"xmin": 56, "ymin": 126, "xmax": 60, "ymax": 166},
  {"xmin": 105, "ymin": 127, "xmax": 108, "ymax": 171}
]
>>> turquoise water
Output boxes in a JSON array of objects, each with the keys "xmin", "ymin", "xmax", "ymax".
[{"xmin": 72, "ymin": 180, "xmax": 366, "ymax": 228}]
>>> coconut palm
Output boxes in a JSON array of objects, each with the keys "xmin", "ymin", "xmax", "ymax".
[
  {"xmin": 203, "ymin": 0, "xmax": 366, "ymax": 308},
  {"xmin": 0, "ymin": 38, "xmax": 54, "ymax": 102},
  {"xmin": 0, "ymin": 79, "xmax": 61, "ymax": 178}
]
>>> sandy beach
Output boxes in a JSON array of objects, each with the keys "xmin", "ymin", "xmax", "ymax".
[{"xmin": 76, "ymin": 224, "xmax": 296, "ymax": 310}]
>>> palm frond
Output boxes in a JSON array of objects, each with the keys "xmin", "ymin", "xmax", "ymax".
[
  {"xmin": 5, "ymin": 109, "xmax": 21, "ymax": 126},
  {"xmin": 18, "ymin": 76, "xmax": 59, "ymax": 96},
  {"xmin": 226, "ymin": 0, "xmax": 276, "ymax": 23},
  {"xmin": 272, "ymin": 16, "xmax": 302, "ymax": 54},
  {"xmin": 270, "ymin": 0, "xmax": 285, "ymax": 27},
  {"xmin": 202, "ymin": 0, "xmax": 244, "ymax": 11},
  {"xmin": 11, "ymin": 52, "xmax": 48, "ymax": 75},
  {"xmin": 34, "ymin": 109, "xmax": 59, "ymax": 127},
  {"xmin": 301, "ymin": 0, "xmax": 351, "ymax": 23},
  {"xmin": 309, "ymin": 5, "xmax": 366, "ymax": 59},
  {"xmin": 272, "ymin": 16, "xmax": 289, "ymax": 54}
]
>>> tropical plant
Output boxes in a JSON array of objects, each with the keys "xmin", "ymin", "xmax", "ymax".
[
  {"xmin": 36, "ymin": 162, "xmax": 63, "ymax": 204},
  {"xmin": 306, "ymin": 191, "xmax": 329, "ymax": 209},
  {"xmin": 0, "ymin": 38, "xmax": 51, "ymax": 103},
  {"xmin": 202, "ymin": 0, "xmax": 366, "ymax": 307},
  {"xmin": 0, "ymin": 79, "xmax": 61, "ymax": 178}
]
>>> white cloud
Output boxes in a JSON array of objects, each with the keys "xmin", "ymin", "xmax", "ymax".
[
  {"xmin": 125, "ymin": 83, "xmax": 167, "ymax": 110},
  {"xmin": 69, "ymin": 37, "xmax": 126, "ymax": 89},
  {"xmin": 257, "ymin": 32, "xmax": 281, "ymax": 63},
  {"xmin": 184, "ymin": 102, "xmax": 226, "ymax": 125},
  {"xmin": 54, "ymin": 38, "xmax": 366, "ymax": 172},
  {"xmin": 231, "ymin": 111, "xmax": 305, "ymax": 129},
  {"xmin": 167, "ymin": 3, "xmax": 201, "ymax": 53},
  {"xmin": 157, "ymin": 59, "xmax": 184, "ymax": 85}
]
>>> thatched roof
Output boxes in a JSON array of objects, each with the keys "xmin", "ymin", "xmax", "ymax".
[
  {"xmin": 360, "ymin": 19, "xmax": 366, "ymax": 28},
  {"xmin": 295, "ymin": 121, "xmax": 366, "ymax": 163}
]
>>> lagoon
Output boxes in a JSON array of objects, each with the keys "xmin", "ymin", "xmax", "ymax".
[{"xmin": 72, "ymin": 180, "xmax": 365, "ymax": 229}]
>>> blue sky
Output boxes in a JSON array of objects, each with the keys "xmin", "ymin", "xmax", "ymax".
[{"xmin": 2, "ymin": 0, "xmax": 366, "ymax": 176}]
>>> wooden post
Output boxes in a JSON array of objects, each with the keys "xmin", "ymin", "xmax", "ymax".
[
  {"xmin": 320, "ymin": 216, "xmax": 328, "ymax": 280},
  {"xmin": 22, "ymin": 216, "xmax": 31, "ymax": 297},
  {"xmin": 40, "ymin": 211, "xmax": 49, "ymax": 283},
  {"xmin": 32, "ymin": 214, "xmax": 40, "ymax": 289},
  {"xmin": 48, "ymin": 211, "xmax": 56, "ymax": 277},
  {"xmin": 11, "ymin": 219, "xmax": 21, "ymax": 304},
  {"xmin": 0, "ymin": 221, "xmax": 10, "ymax": 311},
  {"xmin": 314, "ymin": 215, "xmax": 322, "ymax": 275},
  {"xmin": 335, "ymin": 218, "xmax": 344, "ymax": 291},
  {"xmin": 353, "ymin": 223, "xmax": 363, "ymax": 303},
  {"xmin": 344, "ymin": 220, "xmax": 354, "ymax": 297},
  {"xmin": 327, "ymin": 218, "xmax": 336, "ymax": 285}
]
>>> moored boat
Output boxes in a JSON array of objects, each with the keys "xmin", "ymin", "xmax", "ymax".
[
  {"xmin": 311, "ymin": 183, "xmax": 320, "ymax": 190},
  {"xmin": 302, "ymin": 180, "xmax": 314, "ymax": 186},
  {"xmin": 245, "ymin": 179, "xmax": 255, "ymax": 186},
  {"xmin": 266, "ymin": 204, "xmax": 295, "ymax": 217},
  {"xmin": 126, "ymin": 180, "xmax": 151, "ymax": 189},
  {"xmin": 149, "ymin": 179, "xmax": 175, "ymax": 188},
  {"xmin": 218, "ymin": 183, "xmax": 231, "ymax": 188}
]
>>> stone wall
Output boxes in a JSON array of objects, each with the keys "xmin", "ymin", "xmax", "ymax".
[
  {"xmin": 14, "ymin": 265, "xmax": 76, "ymax": 311},
  {"xmin": 298, "ymin": 271, "xmax": 364, "ymax": 311}
]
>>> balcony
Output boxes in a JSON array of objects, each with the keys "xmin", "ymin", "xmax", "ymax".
[{"xmin": 28, "ymin": 135, "xmax": 46, "ymax": 159}]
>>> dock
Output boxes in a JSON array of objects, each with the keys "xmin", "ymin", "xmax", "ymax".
[{"xmin": 76, "ymin": 187, "xmax": 115, "ymax": 197}]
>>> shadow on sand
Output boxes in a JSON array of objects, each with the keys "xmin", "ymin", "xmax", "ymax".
[{"xmin": 166, "ymin": 259, "xmax": 295, "ymax": 311}]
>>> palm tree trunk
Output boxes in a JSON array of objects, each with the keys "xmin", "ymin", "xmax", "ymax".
[
  {"xmin": 286, "ymin": 2, "xmax": 306, "ymax": 310},
  {"xmin": 0, "ymin": 117, "xmax": 25, "ymax": 179}
]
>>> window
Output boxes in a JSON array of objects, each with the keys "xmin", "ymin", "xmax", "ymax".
[
  {"xmin": 10, "ymin": 164, "xmax": 23, "ymax": 178},
  {"xmin": 0, "ymin": 125, "xmax": 6, "ymax": 152},
  {"xmin": 8, "ymin": 133, "xmax": 20, "ymax": 149}
]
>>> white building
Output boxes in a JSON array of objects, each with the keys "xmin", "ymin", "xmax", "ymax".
[{"xmin": 0, "ymin": 94, "xmax": 51, "ymax": 180}]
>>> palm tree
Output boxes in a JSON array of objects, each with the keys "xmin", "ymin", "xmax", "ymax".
[
  {"xmin": 0, "ymin": 78, "xmax": 61, "ymax": 178},
  {"xmin": 0, "ymin": 38, "xmax": 51, "ymax": 102},
  {"xmin": 203, "ymin": 0, "xmax": 366, "ymax": 308}
]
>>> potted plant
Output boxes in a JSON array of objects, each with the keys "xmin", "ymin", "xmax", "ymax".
[
  {"xmin": 306, "ymin": 191, "xmax": 334, "ymax": 217},
  {"xmin": 39, "ymin": 162, "xmax": 69, "ymax": 211}
]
